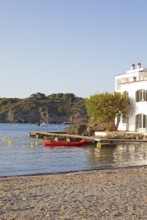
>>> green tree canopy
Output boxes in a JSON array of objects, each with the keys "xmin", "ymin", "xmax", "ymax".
[
  {"xmin": 85, "ymin": 92, "xmax": 130, "ymax": 130},
  {"xmin": 30, "ymin": 93, "xmax": 46, "ymax": 99}
]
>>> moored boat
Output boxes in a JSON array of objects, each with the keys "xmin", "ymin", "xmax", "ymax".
[{"xmin": 44, "ymin": 140, "xmax": 87, "ymax": 147}]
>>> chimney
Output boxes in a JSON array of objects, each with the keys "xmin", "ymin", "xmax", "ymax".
[
  {"xmin": 137, "ymin": 62, "xmax": 141, "ymax": 68},
  {"xmin": 131, "ymin": 63, "xmax": 135, "ymax": 70}
]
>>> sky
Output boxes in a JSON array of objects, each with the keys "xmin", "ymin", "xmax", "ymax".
[{"xmin": 0, "ymin": 0, "xmax": 147, "ymax": 99}]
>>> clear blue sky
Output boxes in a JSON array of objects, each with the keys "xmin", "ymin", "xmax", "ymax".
[{"xmin": 0, "ymin": 0, "xmax": 147, "ymax": 98}]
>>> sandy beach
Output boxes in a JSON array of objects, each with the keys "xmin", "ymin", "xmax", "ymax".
[{"xmin": 0, "ymin": 166, "xmax": 147, "ymax": 220}]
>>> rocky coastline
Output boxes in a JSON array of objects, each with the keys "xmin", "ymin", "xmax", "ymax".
[{"xmin": 0, "ymin": 166, "xmax": 147, "ymax": 219}]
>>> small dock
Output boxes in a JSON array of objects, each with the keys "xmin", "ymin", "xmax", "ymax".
[
  {"xmin": 29, "ymin": 131, "xmax": 97, "ymax": 144},
  {"xmin": 29, "ymin": 131, "xmax": 147, "ymax": 146}
]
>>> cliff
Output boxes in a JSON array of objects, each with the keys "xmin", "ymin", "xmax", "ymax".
[{"xmin": 0, "ymin": 93, "xmax": 88, "ymax": 124}]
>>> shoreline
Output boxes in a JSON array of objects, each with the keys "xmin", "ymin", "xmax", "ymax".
[
  {"xmin": 0, "ymin": 165, "xmax": 147, "ymax": 219},
  {"xmin": 0, "ymin": 164, "xmax": 146, "ymax": 178}
]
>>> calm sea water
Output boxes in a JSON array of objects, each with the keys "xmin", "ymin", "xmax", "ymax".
[{"xmin": 0, "ymin": 123, "xmax": 147, "ymax": 176}]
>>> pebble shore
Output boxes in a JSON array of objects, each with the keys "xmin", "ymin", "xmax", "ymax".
[{"xmin": 0, "ymin": 166, "xmax": 147, "ymax": 220}]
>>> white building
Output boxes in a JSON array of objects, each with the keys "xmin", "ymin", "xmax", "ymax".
[{"xmin": 115, "ymin": 63, "xmax": 147, "ymax": 132}]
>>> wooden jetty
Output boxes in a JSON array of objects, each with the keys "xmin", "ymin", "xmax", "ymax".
[
  {"xmin": 29, "ymin": 131, "xmax": 147, "ymax": 146},
  {"xmin": 29, "ymin": 131, "xmax": 97, "ymax": 144}
]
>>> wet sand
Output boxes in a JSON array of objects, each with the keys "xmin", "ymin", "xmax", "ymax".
[{"xmin": 0, "ymin": 166, "xmax": 147, "ymax": 220}]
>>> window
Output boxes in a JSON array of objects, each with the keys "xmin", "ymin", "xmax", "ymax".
[
  {"xmin": 136, "ymin": 90, "xmax": 147, "ymax": 102},
  {"xmin": 123, "ymin": 91, "xmax": 129, "ymax": 97},
  {"xmin": 136, "ymin": 114, "xmax": 147, "ymax": 129},
  {"xmin": 133, "ymin": 77, "xmax": 136, "ymax": 82},
  {"xmin": 122, "ymin": 116, "xmax": 128, "ymax": 123}
]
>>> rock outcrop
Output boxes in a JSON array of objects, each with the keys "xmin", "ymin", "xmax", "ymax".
[{"xmin": 0, "ymin": 93, "xmax": 88, "ymax": 124}]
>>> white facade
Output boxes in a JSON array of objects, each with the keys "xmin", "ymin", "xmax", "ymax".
[{"xmin": 115, "ymin": 63, "xmax": 147, "ymax": 132}]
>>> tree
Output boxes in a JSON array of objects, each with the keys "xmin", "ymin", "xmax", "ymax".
[
  {"xmin": 85, "ymin": 92, "xmax": 130, "ymax": 130},
  {"xmin": 30, "ymin": 93, "xmax": 46, "ymax": 99}
]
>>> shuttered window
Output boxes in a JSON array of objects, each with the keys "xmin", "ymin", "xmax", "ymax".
[{"xmin": 136, "ymin": 90, "xmax": 147, "ymax": 102}]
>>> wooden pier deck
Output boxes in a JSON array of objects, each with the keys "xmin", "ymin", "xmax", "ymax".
[
  {"xmin": 29, "ymin": 131, "xmax": 97, "ymax": 143},
  {"xmin": 29, "ymin": 131, "xmax": 147, "ymax": 145}
]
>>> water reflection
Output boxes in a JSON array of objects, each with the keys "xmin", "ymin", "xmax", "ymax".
[
  {"xmin": 87, "ymin": 145, "xmax": 114, "ymax": 165},
  {"xmin": 113, "ymin": 143, "xmax": 147, "ymax": 167},
  {"xmin": 86, "ymin": 143, "xmax": 147, "ymax": 168}
]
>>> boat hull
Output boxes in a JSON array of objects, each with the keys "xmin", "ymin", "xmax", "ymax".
[{"xmin": 44, "ymin": 140, "xmax": 87, "ymax": 147}]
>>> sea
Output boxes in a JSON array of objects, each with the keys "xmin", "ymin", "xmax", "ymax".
[{"xmin": 0, "ymin": 123, "xmax": 147, "ymax": 176}]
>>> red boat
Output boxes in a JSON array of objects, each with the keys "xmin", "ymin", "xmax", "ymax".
[{"xmin": 44, "ymin": 140, "xmax": 87, "ymax": 147}]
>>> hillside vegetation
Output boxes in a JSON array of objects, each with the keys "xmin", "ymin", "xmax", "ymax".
[{"xmin": 0, "ymin": 93, "xmax": 88, "ymax": 124}]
